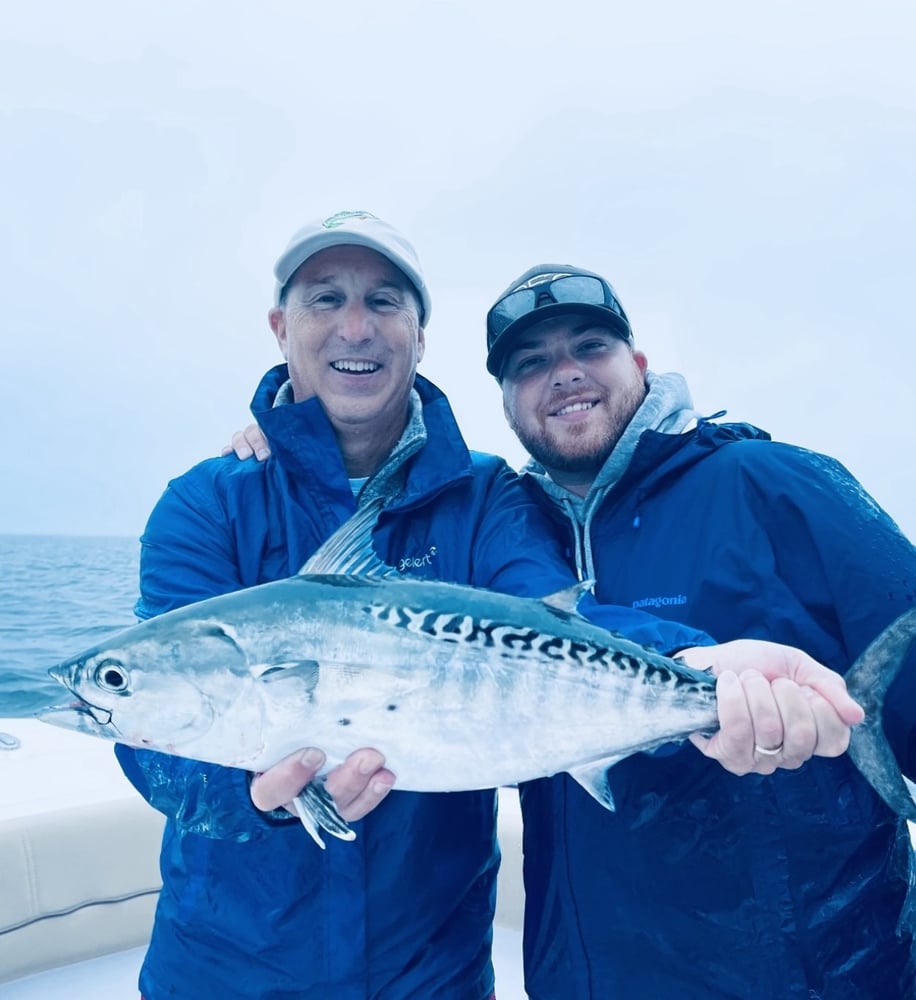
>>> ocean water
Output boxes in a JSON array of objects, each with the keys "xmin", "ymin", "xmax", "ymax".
[{"xmin": 0, "ymin": 534, "xmax": 140, "ymax": 716}]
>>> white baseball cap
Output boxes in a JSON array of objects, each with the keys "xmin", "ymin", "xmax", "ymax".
[{"xmin": 273, "ymin": 210, "xmax": 431, "ymax": 325}]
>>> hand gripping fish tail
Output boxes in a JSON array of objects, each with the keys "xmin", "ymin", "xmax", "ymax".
[{"xmin": 844, "ymin": 607, "xmax": 916, "ymax": 821}]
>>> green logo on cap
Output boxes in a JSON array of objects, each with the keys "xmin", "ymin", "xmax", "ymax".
[{"xmin": 322, "ymin": 210, "xmax": 378, "ymax": 230}]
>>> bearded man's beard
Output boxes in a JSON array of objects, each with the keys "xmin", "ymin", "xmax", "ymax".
[{"xmin": 509, "ymin": 382, "xmax": 645, "ymax": 477}]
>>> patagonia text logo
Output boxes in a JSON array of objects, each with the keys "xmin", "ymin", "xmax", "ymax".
[
  {"xmin": 398, "ymin": 546, "xmax": 438, "ymax": 573},
  {"xmin": 632, "ymin": 594, "xmax": 688, "ymax": 610}
]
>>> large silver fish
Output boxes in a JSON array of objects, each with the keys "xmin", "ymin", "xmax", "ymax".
[{"xmin": 37, "ymin": 501, "xmax": 916, "ymax": 846}]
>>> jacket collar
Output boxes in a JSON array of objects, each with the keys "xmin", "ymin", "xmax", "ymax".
[{"xmin": 250, "ymin": 365, "xmax": 474, "ymax": 512}]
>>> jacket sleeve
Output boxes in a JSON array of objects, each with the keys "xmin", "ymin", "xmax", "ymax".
[
  {"xmin": 117, "ymin": 464, "xmax": 294, "ymax": 841},
  {"xmin": 743, "ymin": 444, "xmax": 916, "ymax": 777},
  {"xmin": 469, "ymin": 460, "xmax": 713, "ymax": 655},
  {"xmin": 135, "ymin": 464, "xmax": 245, "ymax": 618}
]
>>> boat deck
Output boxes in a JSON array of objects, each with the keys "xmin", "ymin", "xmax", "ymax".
[{"xmin": 0, "ymin": 719, "xmax": 526, "ymax": 999}]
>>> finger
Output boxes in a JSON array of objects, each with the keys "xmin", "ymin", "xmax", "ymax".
[
  {"xmin": 336, "ymin": 771, "xmax": 396, "ymax": 821},
  {"xmin": 805, "ymin": 688, "xmax": 852, "ymax": 758},
  {"xmin": 739, "ymin": 669, "xmax": 785, "ymax": 764},
  {"xmin": 713, "ymin": 669, "xmax": 756, "ymax": 772},
  {"xmin": 324, "ymin": 748, "xmax": 396, "ymax": 820},
  {"xmin": 229, "ymin": 429, "xmax": 255, "ymax": 461},
  {"xmin": 249, "ymin": 747, "xmax": 325, "ymax": 813},
  {"xmin": 242, "ymin": 424, "xmax": 271, "ymax": 461},
  {"xmin": 689, "ymin": 670, "xmax": 756, "ymax": 775},
  {"xmin": 769, "ymin": 678, "xmax": 816, "ymax": 769},
  {"xmin": 786, "ymin": 657, "xmax": 864, "ymax": 726}
]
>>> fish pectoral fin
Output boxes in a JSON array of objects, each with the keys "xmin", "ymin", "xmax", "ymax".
[
  {"xmin": 567, "ymin": 756, "xmax": 628, "ymax": 812},
  {"xmin": 251, "ymin": 660, "xmax": 320, "ymax": 687},
  {"xmin": 292, "ymin": 778, "xmax": 357, "ymax": 849}
]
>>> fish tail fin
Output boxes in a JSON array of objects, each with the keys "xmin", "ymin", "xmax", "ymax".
[{"xmin": 845, "ymin": 608, "xmax": 916, "ymax": 822}]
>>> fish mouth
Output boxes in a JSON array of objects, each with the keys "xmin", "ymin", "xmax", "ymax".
[
  {"xmin": 35, "ymin": 698, "xmax": 122, "ymax": 738},
  {"xmin": 41, "ymin": 698, "xmax": 113, "ymax": 726},
  {"xmin": 37, "ymin": 665, "xmax": 122, "ymax": 737}
]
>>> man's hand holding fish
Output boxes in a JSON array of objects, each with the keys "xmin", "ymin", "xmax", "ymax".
[
  {"xmin": 680, "ymin": 640, "xmax": 863, "ymax": 775},
  {"xmin": 249, "ymin": 746, "xmax": 395, "ymax": 820}
]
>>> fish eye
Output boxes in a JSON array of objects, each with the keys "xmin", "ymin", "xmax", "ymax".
[{"xmin": 94, "ymin": 659, "xmax": 129, "ymax": 693}]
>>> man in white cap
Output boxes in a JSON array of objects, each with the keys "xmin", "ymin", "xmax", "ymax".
[{"xmin": 118, "ymin": 211, "xmax": 726, "ymax": 999}]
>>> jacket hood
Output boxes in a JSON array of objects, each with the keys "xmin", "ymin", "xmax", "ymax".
[{"xmin": 520, "ymin": 370, "xmax": 770, "ymax": 580}]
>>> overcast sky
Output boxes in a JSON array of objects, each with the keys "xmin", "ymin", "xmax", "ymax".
[{"xmin": 2, "ymin": 1, "xmax": 914, "ymax": 540}]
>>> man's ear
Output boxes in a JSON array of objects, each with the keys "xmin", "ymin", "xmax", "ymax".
[
  {"xmin": 268, "ymin": 307, "xmax": 288, "ymax": 358},
  {"xmin": 633, "ymin": 349, "xmax": 649, "ymax": 375},
  {"xmin": 416, "ymin": 327, "xmax": 426, "ymax": 364}
]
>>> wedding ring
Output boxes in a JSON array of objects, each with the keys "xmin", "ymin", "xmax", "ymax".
[{"xmin": 754, "ymin": 743, "xmax": 783, "ymax": 756}]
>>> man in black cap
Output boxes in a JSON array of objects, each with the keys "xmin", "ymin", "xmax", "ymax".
[{"xmin": 485, "ymin": 263, "xmax": 916, "ymax": 998}]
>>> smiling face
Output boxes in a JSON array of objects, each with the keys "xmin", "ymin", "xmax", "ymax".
[
  {"xmin": 500, "ymin": 316, "xmax": 648, "ymax": 496},
  {"xmin": 268, "ymin": 245, "xmax": 426, "ymax": 475}
]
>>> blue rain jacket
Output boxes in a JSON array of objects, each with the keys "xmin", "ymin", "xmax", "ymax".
[
  {"xmin": 116, "ymin": 366, "xmax": 706, "ymax": 1000},
  {"xmin": 520, "ymin": 419, "xmax": 916, "ymax": 999}
]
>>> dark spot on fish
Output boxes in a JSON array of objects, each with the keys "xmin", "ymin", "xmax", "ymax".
[
  {"xmin": 338, "ymin": 718, "xmax": 351, "ymax": 726},
  {"xmin": 612, "ymin": 653, "xmax": 646, "ymax": 676},
  {"xmin": 419, "ymin": 612, "xmax": 440, "ymax": 635},
  {"xmin": 387, "ymin": 704, "xmax": 397, "ymax": 712},
  {"xmin": 643, "ymin": 663, "xmax": 670, "ymax": 684},
  {"xmin": 467, "ymin": 622, "xmax": 499, "ymax": 647},
  {"xmin": 538, "ymin": 637, "xmax": 566, "ymax": 660},
  {"xmin": 501, "ymin": 629, "xmax": 538, "ymax": 651},
  {"xmin": 567, "ymin": 640, "xmax": 589, "ymax": 663}
]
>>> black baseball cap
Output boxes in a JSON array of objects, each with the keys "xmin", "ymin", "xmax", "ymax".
[{"xmin": 486, "ymin": 264, "xmax": 633, "ymax": 378}]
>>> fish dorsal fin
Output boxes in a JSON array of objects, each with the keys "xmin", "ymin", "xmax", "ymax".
[
  {"xmin": 541, "ymin": 580, "xmax": 594, "ymax": 615},
  {"xmin": 298, "ymin": 498, "xmax": 398, "ymax": 578}
]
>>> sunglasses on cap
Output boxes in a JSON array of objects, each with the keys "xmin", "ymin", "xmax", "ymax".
[{"xmin": 487, "ymin": 274, "xmax": 629, "ymax": 343}]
